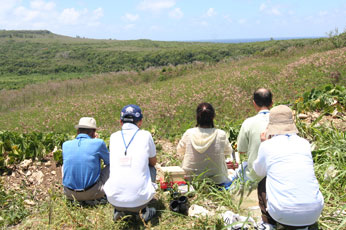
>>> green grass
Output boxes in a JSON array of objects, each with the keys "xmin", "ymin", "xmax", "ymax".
[
  {"xmin": 0, "ymin": 32, "xmax": 345, "ymax": 229},
  {"xmin": 0, "ymin": 30, "xmax": 340, "ymax": 90}
]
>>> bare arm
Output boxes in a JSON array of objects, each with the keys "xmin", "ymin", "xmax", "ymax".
[{"xmin": 149, "ymin": 156, "xmax": 157, "ymax": 166}]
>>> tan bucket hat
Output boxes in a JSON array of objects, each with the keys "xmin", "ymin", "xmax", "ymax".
[
  {"xmin": 75, "ymin": 117, "xmax": 97, "ymax": 129},
  {"xmin": 266, "ymin": 105, "xmax": 298, "ymax": 137}
]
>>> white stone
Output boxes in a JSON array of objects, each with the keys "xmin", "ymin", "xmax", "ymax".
[
  {"xmin": 44, "ymin": 161, "xmax": 51, "ymax": 167},
  {"xmin": 298, "ymin": 113, "xmax": 308, "ymax": 119},
  {"xmin": 31, "ymin": 171, "xmax": 44, "ymax": 185},
  {"xmin": 20, "ymin": 159, "xmax": 32, "ymax": 169},
  {"xmin": 24, "ymin": 200, "xmax": 36, "ymax": 206},
  {"xmin": 51, "ymin": 171, "xmax": 56, "ymax": 175},
  {"xmin": 188, "ymin": 204, "xmax": 210, "ymax": 217}
]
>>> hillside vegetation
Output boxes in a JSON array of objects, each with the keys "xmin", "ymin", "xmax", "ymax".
[
  {"xmin": 0, "ymin": 30, "xmax": 341, "ymax": 90},
  {"xmin": 0, "ymin": 31, "xmax": 345, "ymax": 229}
]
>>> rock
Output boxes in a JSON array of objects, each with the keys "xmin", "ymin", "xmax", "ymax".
[
  {"xmin": 51, "ymin": 171, "xmax": 56, "ymax": 175},
  {"xmin": 20, "ymin": 159, "xmax": 32, "ymax": 169},
  {"xmin": 36, "ymin": 162, "xmax": 42, "ymax": 166},
  {"xmin": 24, "ymin": 200, "xmax": 36, "ymax": 206},
  {"xmin": 26, "ymin": 171, "xmax": 32, "ymax": 176},
  {"xmin": 298, "ymin": 113, "xmax": 308, "ymax": 119},
  {"xmin": 324, "ymin": 165, "xmax": 337, "ymax": 181},
  {"xmin": 31, "ymin": 171, "xmax": 44, "ymax": 185},
  {"xmin": 44, "ymin": 161, "xmax": 51, "ymax": 167},
  {"xmin": 12, "ymin": 172, "xmax": 16, "ymax": 177},
  {"xmin": 222, "ymin": 211, "xmax": 257, "ymax": 229},
  {"xmin": 188, "ymin": 204, "xmax": 211, "ymax": 217}
]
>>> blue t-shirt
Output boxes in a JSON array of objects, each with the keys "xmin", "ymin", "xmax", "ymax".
[{"xmin": 62, "ymin": 133, "xmax": 110, "ymax": 190}]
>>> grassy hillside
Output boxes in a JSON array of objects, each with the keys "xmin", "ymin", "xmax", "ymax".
[
  {"xmin": 0, "ymin": 30, "xmax": 338, "ymax": 90},
  {"xmin": 0, "ymin": 31, "xmax": 345, "ymax": 229}
]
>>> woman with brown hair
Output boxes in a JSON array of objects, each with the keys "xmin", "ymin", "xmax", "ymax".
[{"xmin": 177, "ymin": 102, "xmax": 233, "ymax": 188}]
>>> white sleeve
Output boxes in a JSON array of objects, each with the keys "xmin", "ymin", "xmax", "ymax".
[
  {"xmin": 148, "ymin": 133, "xmax": 156, "ymax": 158},
  {"xmin": 253, "ymin": 143, "xmax": 267, "ymax": 177}
]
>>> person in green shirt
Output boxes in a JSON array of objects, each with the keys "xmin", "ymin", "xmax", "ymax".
[
  {"xmin": 236, "ymin": 88, "xmax": 273, "ymax": 183},
  {"xmin": 235, "ymin": 88, "xmax": 273, "ymax": 227}
]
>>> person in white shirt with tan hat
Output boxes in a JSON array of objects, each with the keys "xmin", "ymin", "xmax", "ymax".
[
  {"xmin": 253, "ymin": 105, "xmax": 323, "ymax": 230},
  {"xmin": 62, "ymin": 117, "xmax": 110, "ymax": 203}
]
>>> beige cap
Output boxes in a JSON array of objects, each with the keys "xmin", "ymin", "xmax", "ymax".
[
  {"xmin": 266, "ymin": 105, "xmax": 298, "ymax": 137},
  {"xmin": 75, "ymin": 117, "xmax": 97, "ymax": 129}
]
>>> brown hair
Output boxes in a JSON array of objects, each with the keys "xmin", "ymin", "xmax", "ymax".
[
  {"xmin": 77, "ymin": 128, "xmax": 96, "ymax": 138},
  {"xmin": 196, "ymin": 102, "xmax": 215, "ymax": 128}
]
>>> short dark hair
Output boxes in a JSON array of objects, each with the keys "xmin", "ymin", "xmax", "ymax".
[
  {"xmin": 196, "ymin": 102, "xmax": 215, "ymax": 128},
  {"xmin": 122, "ymin": 116, "xmax": 141, "ymax": 125},
  {"xmin": 77, "ymin": 128, "xmax": 96, "ymax": 137},
  {"xmin": 253, "ymin": 88, "xmax": 273, "ymax": 107}
]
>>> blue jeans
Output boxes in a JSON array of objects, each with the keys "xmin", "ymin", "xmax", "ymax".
[{"xmin": 149, "ymin": 165, "xmax": 156, "ymax": 183}]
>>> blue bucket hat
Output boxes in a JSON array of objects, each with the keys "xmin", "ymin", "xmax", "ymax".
[{"xmin": 120, "ymin": 104, "xmax": 143, "ymax": 122}]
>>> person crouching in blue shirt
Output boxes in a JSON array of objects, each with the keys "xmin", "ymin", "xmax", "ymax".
[{"xmin": 62, "ymin": 117, "xmax": 110, "ymax": 202}]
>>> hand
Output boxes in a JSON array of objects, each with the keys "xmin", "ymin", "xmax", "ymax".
[
  {"xmin": 260, "ymin": 132, "xmax": 267, "ymax": 142},
  {"xmin": 94, "ymin": 132, "xmax": 99, "ymax": 138}
]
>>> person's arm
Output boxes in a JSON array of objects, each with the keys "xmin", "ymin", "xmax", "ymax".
[
  {"xmin": 148, "ymin": 133, "xmax": 157, "ymax": 166},
  {"xmin": 100, "ymin": 141, "xmax": 110, "ymax": 166},
  {"xmin": 149, "ymin": 156, "xmax": 157, "ymax": 166},
  {"xmin": 222, "ymin": 131, "xmax": 233, "ymax": 157},
  {"xmin": 253, "ymin": 144, "xmax": 267, "ymax": 177},
  {"xmin": 176, "ymin": 131, "xmax": 188, "ymax": 157},
  {"xmin": 237, "ymin": 122, "xmax": 248, "ymax": 155}
]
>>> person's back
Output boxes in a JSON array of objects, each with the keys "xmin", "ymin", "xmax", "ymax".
[
  {"xmin": 105, "ymin": 123, "xmax": 156, "ymax": 207},
  {"xmin": 63, "ymin": 135, "xmax": 108, "ymax": 190},
  {"xmin": 180, "ymin": 127, "xmax": 230, "ymax": 184},
  {"xmin": 104, "ymin": 104, "xmax": 157, "ymax": 222},
  {"xmin": 253, "ymin": 105, "xmax": 323, "ymax": 229},
  {"xmin": 237, "ymin": 88, "xmax": 272, "ymax": 183},
  {"xmin": 62, "ymin": 117, "xmax": 109, "ymax": 202},
  {"xmin": 237, "ymin": 111, "xmax": 269, "ymax": 181},
  {"xmin": 258, "ymin": 134, "xmax": 323, "ymax": 225},
  {"xmin": 178, "ymin": 103, "xmax": 232, "ymax": 186}
]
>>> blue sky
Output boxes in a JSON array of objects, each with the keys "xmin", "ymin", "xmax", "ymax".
[{"xmin": 0, "ymin": 0, "xmax": 345, "ymax": 41}]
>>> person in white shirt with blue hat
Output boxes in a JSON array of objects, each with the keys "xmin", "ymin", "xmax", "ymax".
[{"xmin": 104, "ymin": 104, "xmax": 157, "ymax": 222}]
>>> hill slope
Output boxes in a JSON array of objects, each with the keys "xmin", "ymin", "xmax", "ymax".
[{"xmin": 0, "ymin": 30, "xmax": 336, "ymax": 89}]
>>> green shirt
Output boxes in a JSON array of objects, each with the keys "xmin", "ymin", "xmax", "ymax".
[{"xmin": 237, "ymin": 110, "xmax": 269, "ymax": 182}]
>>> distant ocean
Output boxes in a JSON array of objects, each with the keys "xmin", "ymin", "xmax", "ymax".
[{"xmin": 190, "ymin": 36, "xmax": 324, "ymax": 44}]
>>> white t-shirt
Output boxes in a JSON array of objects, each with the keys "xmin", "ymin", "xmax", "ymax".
[
  {"xmin": 253, "ymin": 134, "xmax": 324, "ymax": 226},
  {"xmin": 104, "ymin": 123, "xmax": 156, "ymax": 208}
]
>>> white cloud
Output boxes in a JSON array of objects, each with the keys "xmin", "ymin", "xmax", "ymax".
[
  {"xmin": 206, "ymin": 8, "xmax": 216, "ymax": 17},
  {"xmin": 271, "ymin": 8, "xmax": 281, "ymax": 16},
  {"xmin": 93, "ymin": 8, "xmax": 104, "ymax": 19},
  {"xmin": 259, "ymin": 1, "xmax": 282, "ymax": 16},
  {"xmin": 200, "ymin": 21, "xmax": 208, "ymax": 26},
  {"xmin": 124, "ymin": 24, "xmax": 135, "ymax": 30},
  {"xmin": 30, "ymin": 0, "xmax": 56, "ymax": 11},
  {"xmin": 319, "ymin": 11, "xmax": 328, "ymax": 16},
  {"xmin": 238, "ymin": 19, "xmax": 247, "ymax": 24},
  {"xmin": 58, "ymin": 7, "xmax": 103, "ymax": 26},
  {"xmin": 14, "ymin": 6, "xmax": 39, "ymax": 21},
  {"xmin": 138, "ymin": 0, "xmax": 175, "ymax": 12},
  {"xmin": 259, "ymin": 3, "xmax": 266, "ymax": 12},
  {"xmin": 122, "ymin": 13, "xmax": 139, "ymax": 22},
  {"xmin": 169, "ymin": 8, "xmax": 183, "ymax": 19},
  {"xmin": 59, "ymin": 8, "xmax": 81, "ymax": 25},
  {"xmin": 150, "ymin": 25, "xmax": 159, "ymax": 30},
  {"xmin": 224, "ymin": 15, "xmax": 232, "ymax": 23}
]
